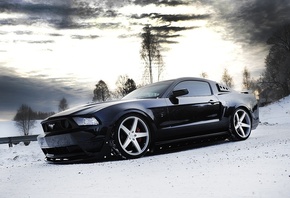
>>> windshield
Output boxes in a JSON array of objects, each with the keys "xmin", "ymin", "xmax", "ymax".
[{"xmin": 123, "ymin": 80, "xmax": 174, "ymax": 100}]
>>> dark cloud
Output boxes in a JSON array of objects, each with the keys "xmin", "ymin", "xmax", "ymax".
[
  {"xmin": 49, "ymin": 33, "xmax": 63, "ymax": 37},
  {"xmin": 155, "ymin": 13, "xmax": 210, "ymax": 22},
  {"xmin": 0, "ymin": 1, "xmax": 117, "ymax": 29},
  {"xmin": 4, "ymin": 39, "xmax": 54, "ymax": 44},
  {"xmin": 97, "ymin": 22, "xmax": 123, "ymax": 29},
  {"xmin": 0, "ymin": 2, "xmax": 75, "ymax": 28},
  {"xmin": 104, "ymin": 9, "xmax": 119, "ymax": 18},
  {"xmin": 131, "ymin": 13, "xmax": 204, "ymax": 44},
  {"xmin": 0, "ymin": 66, "xmax": 92, "ymax": 120},
  {"xmin": 71, "ymin": 35, "xmax": 99, "ymax": 40},
  {"xmin": 14, "ymin": 31, "xmax": 33, "ymax": 35},
  {"xmin": 238, "ymin": 0, "xmax": 290, "ymax": 43},
  {"xmin": 27, "ymin": 40, "xmax": 54, "ymax": 44},
  {"xmin": 133, "ymin": 0, "xmax": 189, "ymax": 6},
  {"xmin": 207, "ymin": 0, "xmax": 290, "ymax": 44},
  {"xmin": 151, "ymin": 25, "xmax": 197, "ymax": 44},
  {"xmin": 132, "ymin": 13, "xmax": 210, "ymax": 22},
  {"xmin": 152, "ymin": 25, "xmax": 196, "ymax": 32},
  {"xmin": 117, "ymin": 33, "xmax": 140, "ymax": 39},
  {"xmin": 0, "ymin": 18, "xmax": 33, "ymax": 26}
]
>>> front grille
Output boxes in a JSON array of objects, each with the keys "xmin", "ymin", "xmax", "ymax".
[
  {"xmin": 43, "ymin": 146, "xmax": 88, "ymax": 162},
  {"xmin": 43, "ymin": 145, "xmax": 83, "ymax": 156},
  {"xmin": 42, "ymin": 118, "xmax": 74, "ymax": 133}
]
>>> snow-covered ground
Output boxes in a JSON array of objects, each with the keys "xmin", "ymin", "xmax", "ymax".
[{"xmin": 0, "ymin": 96, "xmax": 290, "ymax": 198}]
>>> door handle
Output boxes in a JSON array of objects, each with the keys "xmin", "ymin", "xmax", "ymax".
[{"xmin": 209, "ymin": 100, "xmax": 218, "ymax": 105}]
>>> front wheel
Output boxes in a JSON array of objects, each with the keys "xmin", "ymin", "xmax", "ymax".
[
  {"xmin": 112, "ymin": 114, "xmax": 151, "ymax": 159},
  {"xmin": 229, "ymin": 108, "xmax": 252, "ymax": 141}
]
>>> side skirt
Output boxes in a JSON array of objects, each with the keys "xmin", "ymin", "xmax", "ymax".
[{"xmin": 154, "ymin": 131, "xmax": 229, "ymax": 146}]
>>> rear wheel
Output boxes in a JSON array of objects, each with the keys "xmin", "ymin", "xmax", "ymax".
[
  {"xmin": 112, "ymin": 114, "xmax": 151, "ymax": 159},
  {"xmin": 229, "ymin": 108, "xmax": 252, "ymax": 141}
]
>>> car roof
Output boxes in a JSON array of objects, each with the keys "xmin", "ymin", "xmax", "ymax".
[{"xmin": 160, "ymin": 77, "xmax": 217, "ymax": 85}]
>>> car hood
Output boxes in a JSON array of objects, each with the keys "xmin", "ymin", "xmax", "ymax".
[{"xmin": 49, "ymin": 100, "xmax": 127, "ymax": 118}]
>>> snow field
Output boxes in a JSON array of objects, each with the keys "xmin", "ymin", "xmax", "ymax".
[{"xmin": 0, "ymin": 96, "xmax": 290, "ymax": 197}]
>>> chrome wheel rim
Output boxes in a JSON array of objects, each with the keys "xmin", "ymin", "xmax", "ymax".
[
  {"xmin": 234, "ymin": 109, "xmax": 252, "ymax": 138},
  {"xmin": 118, "ymin": 116, "xmax": 150, "ymax": 156}
]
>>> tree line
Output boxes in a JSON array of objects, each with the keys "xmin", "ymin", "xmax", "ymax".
[
  {"xmin": 259, "ymin": 24, "xmax": 290, "ymax": 103},
  {"xmin": 230, "ymin": 24, "xmax": 290, "ymax": 105},
  {"xmin": 93, "ymin": 75, "xmax": 137, "ymax": 102}
]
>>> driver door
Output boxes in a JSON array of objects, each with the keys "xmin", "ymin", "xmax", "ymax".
[{"xmin": 161, "ymin": 80, "xmax": 222, "ymax": 140}]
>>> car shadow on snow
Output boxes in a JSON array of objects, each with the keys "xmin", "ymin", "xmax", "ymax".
[
  {"xmin": 52, "ymin": 135, "xmax": 232, "ymax": 165},
  {"xmin": 43, "ymin": 136, "xmax": 230, "ymax": 165},
  {"xmin": 148, "ymin": 135, "xmax": 230, "ymax": 157}
]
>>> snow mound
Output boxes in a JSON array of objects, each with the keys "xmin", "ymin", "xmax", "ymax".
[
  {"xmin": 260, "ymin": 95, "xmax": 290, "ymax": 125},
  {"xmin": 0, "ymin": 142, "xmax": 43, "ymax": 167}
]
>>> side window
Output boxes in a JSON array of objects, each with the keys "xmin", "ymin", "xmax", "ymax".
[{"xmin": 173, "ymin": 81, "xmax": 212, "ymax": 97}]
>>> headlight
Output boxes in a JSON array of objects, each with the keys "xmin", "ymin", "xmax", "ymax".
[{"xmin": 73, "ymin": 117, "xmax": 99, "ymax": 126}]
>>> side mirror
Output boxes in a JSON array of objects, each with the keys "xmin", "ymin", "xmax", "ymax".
[
  {"xmin": 170, "ymin": 89, "xmax": 188, "ymax": 104},
  {"xmin": 172, "ymin": 89, "xmax": 189, "ymax": 97}
]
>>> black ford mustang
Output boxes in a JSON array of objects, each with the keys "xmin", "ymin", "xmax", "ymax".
[{"xmin": 37, "ymin": 77, "xmax": 259, "ymax": 162}]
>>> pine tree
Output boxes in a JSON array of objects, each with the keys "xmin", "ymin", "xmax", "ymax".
[{"xmin": 93, "ymin": 80, "xmax": 110, "ymax": 102}]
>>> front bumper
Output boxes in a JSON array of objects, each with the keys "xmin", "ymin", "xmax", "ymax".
[{"xmin": 37, "ymin": 131, "xmax": 111, "ymax": 163}]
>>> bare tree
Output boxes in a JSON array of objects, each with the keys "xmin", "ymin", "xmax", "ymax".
[
  {"xmin": 140, "ymin": 25, "xmax": 164, "ymax": 84},
  {"xmin": 200, "ymin": 72, "xmax": 208, "ymax": 79},
  {"xmin": 93, "ymin": 80, "xmax": 110, "ymax": 102},
  {"xmin": 156, "ymin": 52, "xmax": 165, "ymax": 82},
  {"xmin": 221, "ymin": 68, "xmax": 234, "ymax": 88},
  {"xmin": 58, "ymin": 97, "xmax": 69, "ymax": 112},
  {"xmin": 14, "ymin": 104, "xmax": 36, "ymax": 137},
  {"xmin": 242, "ymin": 67, "xmax": 252, "ymax": 90},
  {"xmin": 115, "ymin": 75, "xmax": 129, "ymax": 98},
  {"xmin": 115, "ymin": 75, "xmax": 137, "ymax": 98}
]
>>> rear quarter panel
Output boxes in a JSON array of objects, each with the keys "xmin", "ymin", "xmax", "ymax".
[{"xmin": 216, "ymin": 91, "xmax": 259, "ymax": 129}]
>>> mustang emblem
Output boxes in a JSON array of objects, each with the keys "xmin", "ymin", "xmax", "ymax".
[{"xmin": 48, "ymin": 123, "xmax": 55, "ymax": 130}]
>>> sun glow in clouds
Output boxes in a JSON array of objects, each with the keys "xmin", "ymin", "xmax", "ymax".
[{"xmin": 1, "ymin": 1, "xmax": 265, "ymax": 91}]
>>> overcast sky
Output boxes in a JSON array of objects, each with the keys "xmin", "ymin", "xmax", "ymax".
[{"xmin": 1, "ymin": 0, "xmax": 290, "ymax": 121}]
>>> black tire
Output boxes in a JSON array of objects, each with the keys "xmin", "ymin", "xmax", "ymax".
[
  {"xmin": 112, "ymin": 114, "xmax": 151, "ymax": 159},
  {"xmin": 229, "ymin": 108, "xmax": 252, "ymax": 141}
]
